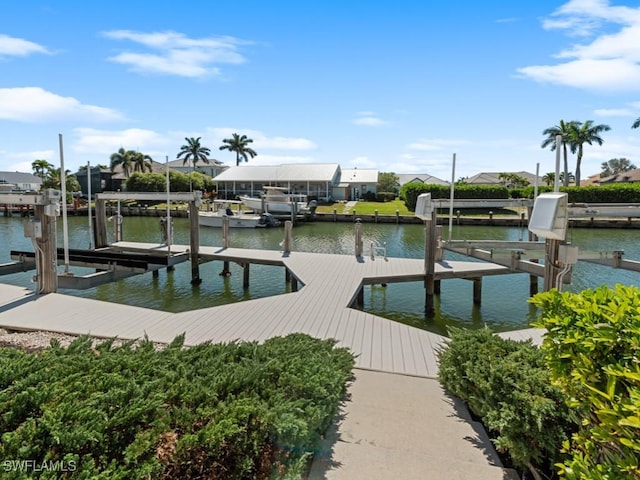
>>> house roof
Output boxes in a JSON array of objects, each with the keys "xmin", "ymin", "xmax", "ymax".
[
  {"xmin": 167, "ymin": 157, "xmax": 224, "ymax": 168},
  {"xmin": 465, "ymin": 171, "xmax": 543, "ymax": 185},
  {"xmin": 597, "ymin": 168, "xmax": 640, "ymax": 184},
  {"xmin": 340, "ymin": 168, "xmax": 379, "ymax": 184},
  {"xmin": 396, "ymin": 173, "xmax": 449, "ymax": 186},
  {"xmin": 0, "ymin": 171, "xmax": 42, "ymax": 185},
  {"xmin": 214, "ymin": 163, "xmax": 341, "ymax": 182}
]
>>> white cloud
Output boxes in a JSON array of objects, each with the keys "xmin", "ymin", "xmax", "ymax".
[
  {"xmin": 0, "ymin": 87, "xmax": 124, "ymax": 123},
  {"xmin": 353, "ymin": 112, "xmax": 389, "ymax": 126},
  {"xmin": 245, "ymin": 154, "xmax": 316, "ymax": 166},
  {"xmin": 3, "ymin": 150, "xmax": 57, "ymax": 173},
  {"xmin": 209, "ymin": 128, "xmax": 317, "ymax": 151},
  {"xmin": 518, "ymin": 59, "xmax": 640, "ymax": 91},
  {"xmin": 102, "ymin": 30, "xmax": 250, "ymax": 78},
  {"xmin": 72, "ymin": 128, "xmax": 171, "ymax": 156},
  {"xmin": 0, "ymin": 34, "xmax": 51, "ymax": 57},
  {"xmin": 348, "ymin": 156, "xmax": 378, "ymax": 169},
  {"xmin": 407, "ymin": 139, "xmax": 470, "ymax": 151},
  {"xmin": 520, "ymin": 1, "xmax": 640, "ymax": 91},
  {"xmin": 594, "ymin": 108, "xmax": 634, "ymax": 116}
]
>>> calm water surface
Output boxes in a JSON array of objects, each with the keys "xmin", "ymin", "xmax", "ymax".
[{"xmin": 1, "ymin": 215, "xmax": 639, "ymax": 336}]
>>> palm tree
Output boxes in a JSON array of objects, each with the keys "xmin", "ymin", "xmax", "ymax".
[
  {"xmin": 219, "ymin": 133, "xmax": 257, "ymax": 166},
  {"xmin": 177, "ymin": 137, "xmax": 211, "ymax": 192},
  {"xmin": 541, "ymin": 172, "xmax": 555, "ymax": 186},
  {"xmin": 541, "ymin": 120, "xmax": 578, "ymax": 187},
  {"xmin": 110, "ymin": 148, "xmax": 135, "ymax": 177},
  {"xmin": 31, "ymin": 159, "xmax": 54, "ymax": 179},
  {"xmin": 570, "ymin": 120, "xmax": 611, "ymax": 187},
  {"xmin": 41, "ymin": 168, "xmax": 81, "ymax": 193},
  {"xmin": 131, "ymin": 151, "xmax": 153, "ymax": 173},
  {"xmin": 559, "ymin": 171, "xmax": 575, "ymax": 185}
]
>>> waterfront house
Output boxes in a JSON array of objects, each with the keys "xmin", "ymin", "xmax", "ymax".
[
  {"xmin": 0, "ymin": 171, "xmax": 42, "ymax": 192},
  {"xmin": 596, "ymin": 168, "xmax": 640, "ymax": 184},
  {"xmin": 166, "ymin": 158, "xmax": 228, "ymax": 178},
  {"xmin": 465, "ymin": 171, "xmax": 543, "ymax": 187},
  {"xmin": 396, "ymin": 174, "xmax": 449, "ymax": 187},
  {"xmin": 213, "ymin": 164, "xmax": 380, "ymax": 202}
]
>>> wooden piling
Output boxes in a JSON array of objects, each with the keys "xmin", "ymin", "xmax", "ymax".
[
  {"xmin": 424, "ymin": 213, "xmax": 437, "ymax": 317},
  {"xmin": 243, "ymin": 263, "xmax": 250, "ymax": 288},
  {"xmin": 94, "ymin": 200, "xmax": 108, "ymax": 248},
  {"xmin": 189, "ymin": 200, "xmax": 201, "ymax": 285},
  {"xmin": 472, "ymin": 277, "xmax": 482, "ymax": 304}
]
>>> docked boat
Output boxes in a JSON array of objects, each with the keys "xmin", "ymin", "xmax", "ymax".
[
  {"xmin": 198, "ymin": 200, "xmax": 280, "ymax": 228},
  {"xmin": 238, "ymin": 187, "xmax": 313, "ymax": 214}
]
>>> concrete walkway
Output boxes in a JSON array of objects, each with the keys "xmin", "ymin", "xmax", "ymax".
[{"xmin": 309, "ymin": 369, "xmax": 518, "ymax": 480}]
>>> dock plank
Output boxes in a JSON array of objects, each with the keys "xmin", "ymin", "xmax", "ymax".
[{"xmin": 0, "ymin": 244, "xmax": 537, "ymax": 378}]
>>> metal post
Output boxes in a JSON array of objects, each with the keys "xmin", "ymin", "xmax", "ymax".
[
  {"xmin": 58, "ymin": 134, "xmax": 70, "ymax": 274},
  {"xmin": 87, "ymin": 161, "xmax": 93, "ymax": 249},
  {"xmin": 448, "ymin": 153, "xmax": 456, "ymax": 242},
  {"xmin": 554, "ymin": 135, "xmax": 561, "ymax": 192}
]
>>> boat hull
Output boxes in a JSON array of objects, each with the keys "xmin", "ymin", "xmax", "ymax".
[
  {"xmin": 198, "ymin": 212, "xmax": 260, "ymax": 228},
  {"xmin": 239, "ymin": 196, "xmax": 309, "ymax": 214}
]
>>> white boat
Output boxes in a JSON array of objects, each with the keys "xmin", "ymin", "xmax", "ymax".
[
  {"xmin": 238, "ymin": 187, "xmax": 312, "ymax": 214},
  {"xmin": 198, "ymin": 200, "xmax": 280, "ymax": 228}
]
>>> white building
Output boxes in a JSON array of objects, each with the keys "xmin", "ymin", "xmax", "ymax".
[
  {"xmin": 214, "ymin": 163, "xmax": 381, "ymax": 201},
  {"xmin": 166, "ymin": 158, "xmax": 228, "ymax": 178},
  {"xmin": 0, "ymin": 171, "xmax": 43, "ymax": 192}
]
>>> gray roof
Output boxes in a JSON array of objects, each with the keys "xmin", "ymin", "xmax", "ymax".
[
  {"xmin": 465, "ymin": 171, "xmax": 542, "ymax": 185},
  {"xmin": 340, "ymin": 168, "xmax": 379, "ymax": 184},
  {"xmin": 0, "ymin": 171, "xmax": 42, "ymax": 184},
  {"xmin": 396, "ymin": 174, "xmax": 449, "ymax": 186},
  {"xmin": 597, "ymin": 168, "xmax": 640, "ymax": 184},
  {"xmin": 214, "ymin": 163, "xmax": 341, "ymax": 182},
  {"xmin": 167, "ymin": 157, "xmax": 224, "ymax": 168}
]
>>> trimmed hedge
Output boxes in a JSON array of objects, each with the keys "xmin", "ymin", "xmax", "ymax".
[
  {"xmin": 402, "ymin": 183, "xmax": 640, "ymax": 211},
  {"xmin": 437, "ymin": 328, "xmax": 573, "ymax": 480},
  {"xmin": 401, "ymin": 184, "xmax": 510, "ymax": 211},
  {"xmin": 0, "ymin": 333, "xmax": 354, "ymax": 479}
]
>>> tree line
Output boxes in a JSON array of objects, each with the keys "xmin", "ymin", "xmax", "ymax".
[{"xmin": 30, "ymin": 133, "xmax": 257, "ymax": 192}]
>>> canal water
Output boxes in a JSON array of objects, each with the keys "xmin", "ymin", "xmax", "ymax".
[{"xmin": 1, "ymin": 215, "xmax": 639, "ymax": 336}]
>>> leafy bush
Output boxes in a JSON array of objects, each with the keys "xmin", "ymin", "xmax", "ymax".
[
  {"xmin": 125, "ymin": 171, "xmax": 216, "ymax": 193},
  {"xmin": 375, "ymin": 192, "xmax": 396, "ymax": 202},
  {"xmin": 531, "ymin": 285, "xmax": 640, "ymax": 480},
  {"xmin": 437, "ymin": 328, "xmax": 572, "ymax": 480},
  {"xmin": 0, "ymin": 333, "xmax": 354, "ymax": 479}
]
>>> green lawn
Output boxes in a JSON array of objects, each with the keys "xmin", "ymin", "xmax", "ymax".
[{"xmin": 316, "ymin": 200, "xmax": 412, "ymax": 215}]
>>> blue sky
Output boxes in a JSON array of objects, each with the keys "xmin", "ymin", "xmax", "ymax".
[{"xmin": 2, "ymin": 0, "xmax": 640, "ymax": 181}]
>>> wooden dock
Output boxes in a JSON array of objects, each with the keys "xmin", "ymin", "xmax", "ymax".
[{"xmin": 0, "ymin": 244, "xmax": 534, "ymax": 378}]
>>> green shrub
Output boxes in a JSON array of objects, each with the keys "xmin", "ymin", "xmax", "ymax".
[
  {"xmin": 400, "ymin": 184, "xmax": 510, "ymax": 211},
  {"xmin": 375, "ymin": 192, "xmax": 396, "ymax": 202},
  {"xmin": 437, "ymin": 328, "xmax": 572, "ymax": 479},
  {"xmin": 0, "ymin": 333, "xmax": 354, "ymax": 479},
  {"xmin": 531, "ymin": 285, "xmax": 640, "ymax": 480},
  {"xmin": 125, "ymin": 171, "xmax": 216, "ymax": 193}
]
